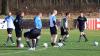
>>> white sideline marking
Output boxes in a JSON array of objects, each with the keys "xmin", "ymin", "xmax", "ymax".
[{"xmin": 0, "ymin": 48, "xmax": 47, "ymax": 55}]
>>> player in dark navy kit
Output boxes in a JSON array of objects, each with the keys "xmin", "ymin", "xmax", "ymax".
[
  {"xmin": 24, "ymin": 13, "xmax": 42, "ymax": 51},
  {"xmin": 14, "ymin": 11, "xmax": 24, "ymax": 47},
  {"xmin": 77, "ymin": 13, "xmax": 88, "ymax": 42}
]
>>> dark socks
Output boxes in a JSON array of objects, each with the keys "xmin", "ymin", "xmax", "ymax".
[
  {"xmin": 83, "ymin": 34, "xmax": 88, "ymax": 42},
  {"xmin": 16, "ymin": 40, "xmax": 21, "ymax": 47},
  {"xmin": 6, "ymin": 37, "xmax": 10, "ymax": 44},
  {"xmin": 63, "ymin": 36, "xmax": 67, "ymax": 42},
  {"xmin": 26, "ymin": 41, "xmax": 31, "ymax": 48},
  {"xmin": 58, "ymin": 38, "xmax": 62, "ymax": 43},
  {"xmin": 51, "ymin": 42, "xmax": 55, "ymax": 46},
  {"xmin": 10, "ymin": 37, "xmax": 14, "ymax": 43},
  {"xmin": 36, "ymin": 39, "xmax": 39, "ymax": 46},
  {"xmin": 32, "ymin": 39, "xmax": 36, "ymax": 48},
  {"xmin": 78, "ymin": 35, "xmax": 82, "ymax": 42}
]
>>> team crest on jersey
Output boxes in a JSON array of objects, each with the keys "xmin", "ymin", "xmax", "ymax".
[{"xmin": 15, "ymin": 20, "xmax": 18, "ymax": 22}]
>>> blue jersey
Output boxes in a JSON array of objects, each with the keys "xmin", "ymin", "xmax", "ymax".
[
  {"xmin": 34, "ymin": 16, "xmax": 42, "ymax": 30},
  {"xmin": 4, "ymin": 16, "xmax": 15, "ymax": 28},
  {"xmin": 49, "ymin": 15, "xmax": 56, "ymax": 27}
]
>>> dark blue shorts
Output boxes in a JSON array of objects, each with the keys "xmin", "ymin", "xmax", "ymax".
[
  {"xmin": 60, "ymin": 27, "xmax": 68, "ymax": 35},
  {"xmin": 24, "ymin": 29, "xmax": 41, "ymax": 39},
  {"xmin": 79, "ymin": 27, "xmax": 85, "ymax": 32},
  {"xmin": 50, "ymin": 26, "xmax": 57, "ymax": 35},
  {"xmin": 7, "ymin": 28, "xmax": 13, "ymax": 34},
  {"xmin": 15, "ymin": 28, "xmax": 22, "ymax": 37}
]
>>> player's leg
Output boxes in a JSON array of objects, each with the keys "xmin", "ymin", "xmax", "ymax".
[
  {"xmin": 53, "ymin": 34, "xmax": 58, "ymax": 44},
  {"xmin": 53, "ymin": 26, "xmax": 58, "ymax": 47},
  {"xmin": 36, "ymin": 35, "xmax": 40, "ymax": 47},
  {"xmin": 58, "ymin": 35, "xmax": 63, "ymax": 43},
  {"xmin": 50, "ymin": 27, "xmax": 55, "ymax": 46},
  {"xmin": 82, "ymin": 32, "xmax": 88, "ymax": 42},
  {"xmin": 9, "ymin": 29, "xmax": 15, "ymax": 44},
  {"xmin": 62, "ymin": 29, "xmax": 69, "ymax": 42},
  {"xmin": 15, "ymin": 29, "xmax": 22, "ymax": 47},
  {"xmin": 35, "ymin": 29, "xmax": 41, "ymax": 47},
  {"xmin": 24, "ymin": 32, "xmax": 31, "ymax": 48},
  {"xmin": 26, "ymin": 38, "xmax": 31, "ymax": 48},
  {"xmin": 51, "ymin": 35, "xmax": 55, "ymax": 46},
  {"xmin": 52, "ymin": 26, "xmax": 58, "ymax": 47},
  {"xmin": 31, "ymin": 38, "xmax": 37, "ymax": 51},
  {"xmin": 16, "ymin": 37, "xmax": 22, "ymax": 47},
  {"xmin": 78, "ymin": 28, "xmax": 83, "ymax": 42},
  {"xmin": 58, "ymin": 27, "xmax": 64, "ymax": 43},
  {"xmin": 5, "ymin": 28, "xmax": 15, "ymax": 46},
  {"xmin": 81, "ymin": 27, "xmax": 88, "ymax": 42}
]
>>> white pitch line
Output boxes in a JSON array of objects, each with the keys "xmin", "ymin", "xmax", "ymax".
[{"xmin": 0, "ymin": 48, "xmax": 48, "ymax": 56}]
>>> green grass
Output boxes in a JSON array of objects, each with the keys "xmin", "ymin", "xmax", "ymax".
[{"xmin": 0, "ymin": 29, "xmax": 100, "ymax": 56}]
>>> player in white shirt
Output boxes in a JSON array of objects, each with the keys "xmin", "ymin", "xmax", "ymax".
[{"xmin": 1, "ymin": 12, "xmax": 15, "ymax": 46}]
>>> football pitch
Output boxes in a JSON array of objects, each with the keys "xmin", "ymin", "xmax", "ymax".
[{"xmin": 0, "ymin": 29, "xmax": 100, "ymax": 56}]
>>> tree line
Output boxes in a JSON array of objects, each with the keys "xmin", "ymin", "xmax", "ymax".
[{"xmin": 0, "ymin": 0, "xmax": 100, "ymax": 15}]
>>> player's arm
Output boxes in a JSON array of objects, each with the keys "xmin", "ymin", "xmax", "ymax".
[
  {"xmin": 85, "ymin": 17, "xmax": 88, "ymax": 29},
  {"xmin": 76, "ymin": 18, "xmax": 79, "ymax": 29},
  {"xmin": 20, "ymin": 18, "xmax": 24, "ymax": 29},
  {"xmin": 1, "ymin": 17, "xmax": 7, "ymax": 24},
  {"xmin": 53, "ymin": 17, "xmax": 58, "ymax": 30},
  {"xmin": 18, "ymin": 17, "xmax": 24, "ymax": 29}
]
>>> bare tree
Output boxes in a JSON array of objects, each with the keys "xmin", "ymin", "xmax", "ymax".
[{"xmin": 1, "ymin": 0, "xmax": 9, "ymax": 15}]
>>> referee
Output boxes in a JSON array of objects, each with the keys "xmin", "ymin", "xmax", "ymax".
[{"xmin": 77, "ymin": 13, "xmax": 88, "ymax": 42}]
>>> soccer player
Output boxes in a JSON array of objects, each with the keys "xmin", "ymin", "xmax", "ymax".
[
  {"xmin": 1, "ymin": 12, "xmax": 15, "ymax": 46},
  {"xmin": 58, "ymin": 12, "xmax": 70, "ymax": 44},
  {"xmin": 77, "ymin": 13, "xmax": 88, "ymax": 42},
  {"xmin": 24, "ymin": 13, "xmax": 42, "ymax": 51},
  {"xmin": 14, "ymin": 11, "xmax": 24, "ymax": 47},
  {"xmin": 49, "ymin": 10, "xmax": 58, "ymax": 47}
]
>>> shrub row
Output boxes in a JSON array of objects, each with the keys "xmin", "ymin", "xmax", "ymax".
[{"xmin": 22, "ymin": 19, "xmax": 76, "ymax": 30}]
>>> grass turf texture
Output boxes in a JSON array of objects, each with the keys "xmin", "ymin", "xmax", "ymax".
[{"xmin": 0, "ymin": 29, "xmax": 100, "ymax": 56}]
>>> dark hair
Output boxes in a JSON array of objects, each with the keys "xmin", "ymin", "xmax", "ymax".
[
  {"xmin": 16, "ymin": 10, "xmax": 24, "ymax": 16},
  {"xmin": 65, "ymin": 12, "xmax": 70, "ymax": 16}
]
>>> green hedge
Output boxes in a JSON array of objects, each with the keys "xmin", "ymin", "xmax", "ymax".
[{"xmin": 22, "ymin": 19, "xmax": 76, "ymax": 30}]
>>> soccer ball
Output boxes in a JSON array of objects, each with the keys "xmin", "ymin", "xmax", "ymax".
[
  {"xmin": 19, "ymin": 43, "xmax": 24, "ymax": 48},
  {"xmin": 58, "ymin": 43, "xmax": 63, "ymax": 47},
  {"xmin": 43, "ymin": 43, "xmax": 48, "ymax": 48},
  {"xmin": 94, "ymin": 41, "xmax": 99, "ymax": 46}
]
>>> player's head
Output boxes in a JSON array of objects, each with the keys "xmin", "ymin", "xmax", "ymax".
[
  {"xmin": 65, "ymin": 12, "xmax": 70, "ymax": 17},
  {"xmin": 52, "ymin": 10, "xmax": 57, "ymax": 16},
  {"xmin": 8, "ymin": 12, "xmax": 12, "ymax": 16},
  {"xmin": 16, "ymin": 10, "xmax": 24, "ymax": 17},
  {"xmin": 37, "ymin": 12, "xmax": 42, "ymax": 18},
  {"xmin": 80, "ymin": 12, "xmax": 84, "ymax": 17},
  {"xmin": 21, "ymin": 12, "xmax": 24, "ymax": 17}
]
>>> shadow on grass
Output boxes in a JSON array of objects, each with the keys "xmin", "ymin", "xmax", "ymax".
[
  {"xmin": 64, "ymin": 48, "xmax": 100, "ymax": 51},
  {"xmin": 0, "ymin": 46, "xmax": 27, "ymax": 50},
  {"xmin": 0, "ymin": 48, "xmax": 26, "ymax": 50}
]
